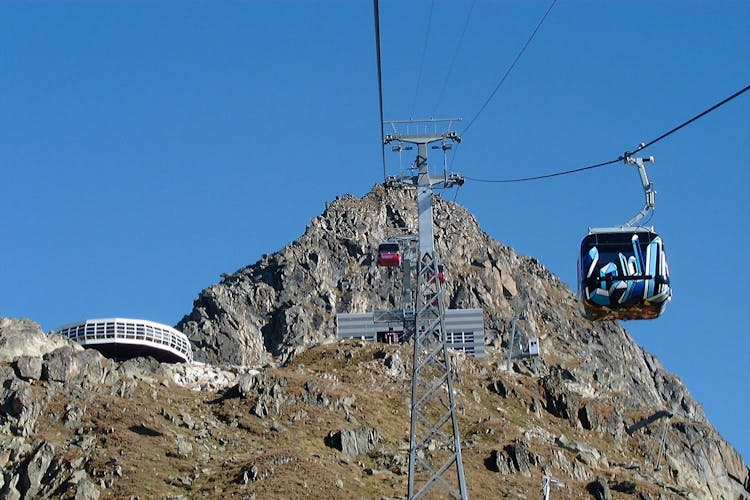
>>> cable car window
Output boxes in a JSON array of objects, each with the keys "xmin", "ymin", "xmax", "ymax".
[{"xmin": 377, "ymin": 242, "xmax": 402, "ymax": 267}]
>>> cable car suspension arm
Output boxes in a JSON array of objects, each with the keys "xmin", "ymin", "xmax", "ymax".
[{"xmin": 623, "ymin": 153, "xmax": 655, "ymax": 228}]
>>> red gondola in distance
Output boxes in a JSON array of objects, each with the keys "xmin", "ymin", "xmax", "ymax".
[{"xmin": 377, "ymin": 242, "xmax": 402, "ymax": 267}]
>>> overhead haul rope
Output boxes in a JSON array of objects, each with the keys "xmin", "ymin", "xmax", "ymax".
[
  {"xmin": 410, "ymin": 0, "xmax": 435, "ymax": 118},
  {"xmin": 631, "ymin": 82, "xmax": 750, "ymax": 154},
  {"xmin": 450, "ymin": 0, "xmax": 557, "ymax": 172},
  {"xmin": 465, "ymin": 82, "xmax": 750, "ymax": 184},
  {"xmin": 373, "ymin": 0, "xmax": 387, "ymax": 181},
  {"xmin": 465, "ymin": 159, "xmax": 621, "ymax": 184},
  {"xmin": 462, "ymin": 0, "xmax": 558, "ymax": 136},
  {"xmin": 433, "ymin": 0, "xmax": 477, "ymax": 116}
]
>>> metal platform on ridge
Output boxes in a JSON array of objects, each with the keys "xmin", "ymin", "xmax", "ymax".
[{"xmin": 53, "ymin": 318, "xmax": 193, "ymax": 364}]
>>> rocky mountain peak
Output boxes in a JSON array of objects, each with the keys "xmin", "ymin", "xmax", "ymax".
[
  {"xmin": 178, "ymin": 184, "xmax": 522, "ymax": 366},
  {"xmin": 175, "ymin": 184, "xmax": 748, "ymax": 496},
  {"xmin": 2, "ymin": 185, "xmax": 747, "ymax": 498}
]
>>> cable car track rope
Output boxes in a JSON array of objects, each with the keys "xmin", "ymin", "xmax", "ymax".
[
  {"xmin": 410, "ymin": 0, "xmax": 435, "ymax": 118},
  {"xmin": 466, "ymin": 82, "xmax": 750, "ymax": 184},
  {"xmin": 433, "ymin": 0, "xmax": 477, "ymax": 116},
  {"xmin": 373, "ymin": 0, "xmax": 386, "ymax": 181},
  {"xmin": 462, "ymin": 0, "xmax": 558, "ymax": 136},
  {"xmin": 634, "ymin": 82, "xmax": 750, "ymax": 154},
  {"xmin": 465, "ymin": 158, "xmax": 621, "ymax": 184}
]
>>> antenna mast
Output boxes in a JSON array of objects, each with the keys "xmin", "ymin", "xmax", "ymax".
[{"xmin": 384, "ymin": 118, "xmax": 468, "ymax": 499}]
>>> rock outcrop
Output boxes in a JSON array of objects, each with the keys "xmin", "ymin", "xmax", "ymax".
[
  {"xmin": 0, "ymin": 316, "xmax": 748, "ymax": 498},
  {"xmin": 0, "ymin": 318, "xmax": 75, "ymax": 363},
  {"xmin": 2, "ymin": 185, "xmax": 748, "ymax": 498},
  {"xmin": 177, "ymin": 185, "xmax": 749, "ymax": 497},
  {"xmin": 0, "ymin": 319, "xmax": 185, "ymax": 499},
  {"xmin": 178, "ymin": 184, "xmax": 524, "ymax": 366}
]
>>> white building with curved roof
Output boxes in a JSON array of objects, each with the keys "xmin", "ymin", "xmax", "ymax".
[{"xmin": 54, "ymin": 318, "xmax": 193, "ymax": 364}]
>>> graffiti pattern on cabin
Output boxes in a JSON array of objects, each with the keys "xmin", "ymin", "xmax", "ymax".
[{"xmin": 579, "ymin": 233, "xmax": 671, "ymax": 321}]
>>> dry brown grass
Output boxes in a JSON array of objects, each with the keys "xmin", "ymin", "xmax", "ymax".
[{"xmin": 27, "ymin": 341, "xmax": 674, "ymax": 498}]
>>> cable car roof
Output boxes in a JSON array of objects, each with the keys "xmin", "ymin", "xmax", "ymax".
[
  {"xmin": 587, "ymin": 226, "xmax": 655, "ymax": 235},
  {"xmin": 378, "ymin": 242, "xmax": 400, "ymax": 251}
]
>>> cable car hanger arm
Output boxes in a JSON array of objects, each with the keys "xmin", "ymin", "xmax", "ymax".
[{"xmin": 622, "ymin": 152, "xmax": 656, "ymax": 228}]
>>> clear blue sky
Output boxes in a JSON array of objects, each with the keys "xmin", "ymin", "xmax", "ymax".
[{"xmin": 2, "ymin": 1, "xmax": 748, "ymax": 461}]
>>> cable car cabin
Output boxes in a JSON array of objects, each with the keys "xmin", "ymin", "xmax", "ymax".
[
  {"xmin": 578, "ymin": 229, "xmax": 671, "ymax": 321},
  {"xmin": 376, "ymin": 242, "xmax": 402, "ymax": 267},
  {"xmin": 437, "ymin": 264, "xmax": 446, "ymax": 284},
  {"xmin": 425, "ymin": 264, "xmax": 447, "ymax": 284}
]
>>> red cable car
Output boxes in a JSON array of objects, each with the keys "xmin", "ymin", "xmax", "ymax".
[
  {"xmin": 435, "ymin": 264, "xmax": 446, "ymax": 284},
  {"xmin": 425, "ymin": 263, "xmax": 446, "ymax": 284},
  {"xmin": 376, "ymin": 242, "xmax": 402, "ymax": 267}
]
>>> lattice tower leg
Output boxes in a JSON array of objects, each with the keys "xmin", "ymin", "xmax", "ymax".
[{"xmin": 407, "ymin": 252, "xmax": 468, "ymax": 499}]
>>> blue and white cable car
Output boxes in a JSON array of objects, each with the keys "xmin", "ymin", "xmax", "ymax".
[{"xmin": 578, "ymin": 155, "xmax": 672, "ymax": 320}]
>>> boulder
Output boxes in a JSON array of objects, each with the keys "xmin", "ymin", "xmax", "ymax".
[
  {"xmin": 542, "ymin": 376, "xmax": 580, "ymax": 422},
  {"xmin": 587, "ymin": 476, "xmax": 611, "ymax": 500},
  {"xmin": 327, "ymin": 427, "xmax": 380, "ymax": 457},
  {"xmin": 556, "ymin": 434, "xmax": 605, "ymax": 467},
  {"xmin": 42, "ymin": 347, "xmax": 109, "ymax": 385},
  {"xmin": 578, "ymin": 400, "xmax": 599, "ymax": 430},
  {"xmin": 2, "ymin": 381, "xmax": 44, "ymax": 437},
  {"xmin": 73, "ymin": 476, "xmax": 100, "ymax": 500},
  {"xmin": 491, "ymin": 440, "xmax": 540, "ymax": 477},
  {"xmin": 13, "ymin": 356, "xmax": 42, "ymax": 381},
  {"xmin": 18, "ymin": 441, "xmax": 55, "ymax": 498},
  {"xmin": 0, "ymin": 319, "xmax": 75, "ymax": 362}
]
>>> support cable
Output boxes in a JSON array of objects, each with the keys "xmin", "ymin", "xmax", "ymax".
[
  {"xmin": 465, "ymin": 158, "xmax": 620, "ymax": 183},
  {"xmin": 432, "ymin": 0, "xmax": 477, "ymax": 116},
  {"xmin": 630, "ymin": 82, "xmax": 750, "ymax": 155},
  {"xmin": 410, "ymin": 0, "xmax": 435, "ymax": 118},
  {"xmin": 452, "ymin": 184, "xmax": 462, "ymax": 203},
  {"xmin": 373, "ymin": 0, "xmax": 387, "ymax": 181},
  {"xmin": 465, "ymin": 82, "xmax": 750, "ymax": 184},
  {"xmin": 462, "ymin": 0, "xmax": 557, "ymax": 136}
]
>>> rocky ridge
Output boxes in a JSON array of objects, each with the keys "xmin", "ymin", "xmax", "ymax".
[
  {"xmin": 1, "ymin": 185, "xmax": 748, "ymax": 498},
  {"xmin": 1, "ymin": 316, "xmax": 748, "ymax": 498},
  {"xmin": 176, "ymin": 184, "xmax": 748, "ymax": 497}
]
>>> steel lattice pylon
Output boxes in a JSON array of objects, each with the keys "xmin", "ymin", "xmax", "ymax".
[
  {"xmin": 384, "ymin": 119, "xmax": 467, "ymax": 499},
  {"xmin": 408, "ymin": 252, "xmax": 467, "ymax": 499}
]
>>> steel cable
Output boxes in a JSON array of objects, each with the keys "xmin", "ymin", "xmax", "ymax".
[
  {"xmin": 467, "ymin": 82, "xmax": 750, "ymax": 183},
  {"xmin": 462, "ymin": 0, "xmax": 557, "ymax": 136},
  {"xmin": 373, "ymin": 0, "xmax": 387, "ymax": 181}
]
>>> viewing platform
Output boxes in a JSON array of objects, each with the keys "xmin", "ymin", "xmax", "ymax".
[{"xmin": 54, "ymin": 318, "xmax": 193, "ymax": 364}]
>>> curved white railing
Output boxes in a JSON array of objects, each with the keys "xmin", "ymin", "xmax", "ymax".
[{"xmin": 54, "ymin": 318, "xmax": 193, "ymax": 363}]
